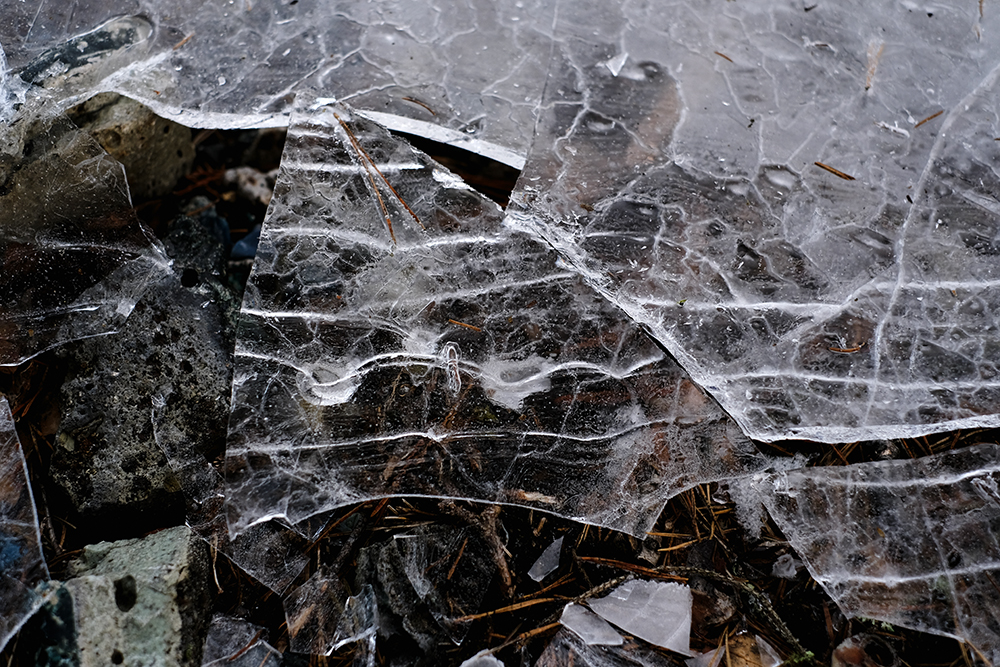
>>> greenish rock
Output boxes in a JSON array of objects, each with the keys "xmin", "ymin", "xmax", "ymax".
[{"xmin": 33, "ymin": 526, "xmax": 212, "ymax": 667}]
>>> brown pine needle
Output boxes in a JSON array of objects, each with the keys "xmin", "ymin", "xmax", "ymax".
[
  {"xmin": 814, "ymin": 161, "xmax": 856, "ymax": 181},
  {"xmin": 334, "ymin": 113, "xmax": 398, "ymax": 244},
  {"xmin": 914, "ymin": 110, "xmax": 944, "ymax": 127},
  {"xmin": 173, "ymin": 33, "xmax": 195, "ymax": 50},
  {"xmin": 402, "ymin": 96, "xmax": 436, "ymax": 115},
  {"xmin": 448, "ymin": 318, "xmax": 482, "ymax": 331},
  {"xmin": 865, "ymin": 40, "xmax": 884, "ymax": 90},
  {"xmin": 714, "ymin": 51, "xmax": 733, "ymax": 63},
  {"xmin": 453, "ymin": 596, "xmax": 556, "ymax": 622},
  {"xmin": 658, "ymin": 539, "xmax": 700, "ymax": 553},
  {"xmin": 333, "ymin": 113, "xmax": 426, "ymax": 243}
]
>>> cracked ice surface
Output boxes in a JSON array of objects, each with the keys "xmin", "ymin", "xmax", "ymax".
[
  {"xmin": 756, "ymin": 444, "xmax": 1000, "ymax": 662},
  {"xmin": 4, "ymin": 0, "xmax": 1000, "ymax": 440},
  {"xmin": 0, "ymin": 396, "xmax": 49, "ymax": 652},
  {"xmin": 0, "ymin": 0, "xmax": 556, "ymax": 166},
  {"xmin": 0, "ymin": 75, "xmax": 170, "ymax": 365},
  {"xmin": 223, "ymin": 99, "xmax": 765, "ymax": 537},
  {"xmin": 511, "ymin": 0, "xmax": 1000, "ymax": 442}
]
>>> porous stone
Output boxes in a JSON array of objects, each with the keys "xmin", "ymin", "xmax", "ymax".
[
  {"xmin": 31, "ymin": 525, "xmax": 213, "ymax": 667},
  {"xmin": 49, "ymin": 219, "xmax": 236, "ymax": 539},
  {"xmin": 67, "ymin": 92, "xmax": 195, "ymax": 201}
]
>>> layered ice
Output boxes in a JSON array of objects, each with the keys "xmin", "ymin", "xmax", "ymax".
[
  {"xmin": 1, "ymin": 0, "xmax": 999, "ymax": 440},
  {"xmin": 223, "ymin": 98, "xmax": 766, "ymax": 538}
]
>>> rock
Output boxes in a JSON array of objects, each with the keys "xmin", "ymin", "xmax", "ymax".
[
  {"xmin": 67, "ymin": 93, "xmax": 195, "ymax": 201},
  {"xmin": 29, "ymin": 526, "xmax": 213, "ymax": 667},
  {"xmin": 49, "ymin": 218, "xmax": 236, "ymax": 540}
]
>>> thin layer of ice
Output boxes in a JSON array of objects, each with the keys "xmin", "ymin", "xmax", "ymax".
[
  {"xmin": 395, "ymin": 525, "xmax": 493, "ymax": 643},
  {"xmin": 588, "ymin": 579, "xmax": 693, "ymax": 656},
  {"xmin": 3, "ymin": 0, "xmax": 1000, "ymax": 441},
  {"xmin": 755, "ymin": 444, "xmax": 1000, "ymax": 663},
  {"xmin": 0, "ymin": 396, "xmax": 50, "ymax": 652},
  {"xmin": 511, "ymin": 0, "xmax": 1000, "ymax": 442},
  {"xmin": 0, "ymin": 84, "xmax": 170, "ymax": 365},
  {"xmin": 527, "ymin": 535, "xmax": 564, "ymax": 582},
  {"xmin": 560, "ymin": 603, "xmax": 624, "ymax": 646},
  {"xmin": 223, "ymin": 98, "xmax": 766, "ymax": 538},
  {"xmin": 0, "ymin": 0, "xmax": 558, "ymax": 164}
]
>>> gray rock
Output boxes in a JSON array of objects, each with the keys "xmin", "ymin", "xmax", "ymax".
[
  {"xmin": 33, "ymin": 525, "xmax": 213, "ymax": 667},
  {"xmin": 67, "ymin": 93, "xmax": 195, "ymax": 201},
  {"xmin": 50, "ymin": 219, "xmax": 235, "ymax": 537}
]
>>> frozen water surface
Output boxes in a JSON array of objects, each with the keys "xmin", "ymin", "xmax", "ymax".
[
  {"xmin": 511, "ymin": 0, "xmax": 1000, "ymax": 442},
  {"xmin": 3, "ymin": 0, "xmax": 1000, "ymax": 659},
  {"xmin": 756, "ymin": 444, "xmax": 1000, "ymax": 662}
]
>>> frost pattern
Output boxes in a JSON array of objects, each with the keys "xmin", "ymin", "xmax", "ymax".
[
  {"xmin": 511, "ymin": 0, "xmax": 1000, "ymax": 442},
  {"xmin": 2, "ymin": 0, "xmax": 1000, "ymax": 440}
]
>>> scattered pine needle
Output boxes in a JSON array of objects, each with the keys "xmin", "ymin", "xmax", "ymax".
[
  {"xmin": 914, "ymin": 110, "xmax": 944, "ymax": 128},
  {"xmin": 814, "ymin": 161, "xmax": 856, "ymax": 181}
]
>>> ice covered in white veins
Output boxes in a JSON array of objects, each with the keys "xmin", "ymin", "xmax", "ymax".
[
  {"xmin": 0, "ymin": 397, "xmax": 50, "ymax": 652},
  {"xmin": 0, "ymin": 83, "xmax": 171, "ymax": 365},
  {"xmin": 510, "ymin": 0, "xmax": 1000, "ymax": 443},
  {"xmin": 0, "ymin": 0, "xmax": 555, "ymax": 165},
  {"xmin": 223, "ymin": 97, "xmax": 767, "ymax": 538},
  {"xmin": 588, "ymin": 579, "xmax": 693, "ymax": 656},
  {"xmin": 755, "ymin": 444, "xmax": 1000, "ymax": 663}
]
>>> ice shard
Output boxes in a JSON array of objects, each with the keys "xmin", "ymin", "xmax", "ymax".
[
  {"xmin": 755, "ymin": 444, "xmax": 1000, "ymax": 663},
  {"xmin": 0, "ymin": 396, "xmax": 50, "ymax": 652},
  {"xmin": 511, "ymin": 0, "xmax": 1000, "ymax": 442},
  {"xmin": 588, "ymin": 579, "xmax": 693, "ymax": 656},
  {"xmin": 223, "ymin": 98, "xmax": 765, "ymax": 538},
  {"xmin": 0, "ymin": 0, "xmax": 555, "ymax": 164},
  {"xmin": 0, "ymin": 84, "xmax": 170, "ymax": 365}
]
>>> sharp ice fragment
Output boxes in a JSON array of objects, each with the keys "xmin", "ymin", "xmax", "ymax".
[
  {"xmin": 588, "ymin": 579, "xmax": 693, "ymax": 656},
  {"xmin": 527, "ymin": 535, "xmax": 563, "ymax": 582},
  {"xmin": 756, "ymin": 444, "xmax": 1000, "ymax": 662}
]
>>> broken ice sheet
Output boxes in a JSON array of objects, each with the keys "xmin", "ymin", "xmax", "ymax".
[
  {"xmin": 0, "ymin": 0, "xmax": 557, "ymax": 164},
  {"xmin": 511, "ymin": 1, "xmax": 1000, "ymax": 442},
  {"xmin": 588, "ymin": 579, "xmax": 693, "ymax": 656},
  {"xmin": 0, "ymin": 84, "xmax": 169, "ymax": 365},
  {"xmin": 223, "ymin": 98, "xmax": 765, "ymax": 538},
  {"xmin": 0, "ymin": 396, "xmax": 50, "ymax": 652},
  {"xmin": 756, "ymin": 444, "xmax": 1000, "ymax": 662}
]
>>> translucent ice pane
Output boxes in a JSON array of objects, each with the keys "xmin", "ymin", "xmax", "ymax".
[
  {"xmin": 559, "ymin": 603, "xmax": 623, "ymax": 646},
  {"xmin": 0, "ymin": 0, "xmax": 557, "ymax": 162},
  {"xmin": 0, "ymin": 87, "xmax": 170, "ymax": 365},
  {"xmin": 0, "ymin": 396, "xmax": 50, "ymax": 652},
  {"xmin": 756, "ymin": 444, "xmax": 1000, "ymax": 662},
  {"xmin": 223, "ymin": 98, "xmax": 766, "ymax": 538},
  {"xmin": 527, "ymin": 535, "xmax": 563, "ymax": 582},
  {"xmin": 588, "ymin": 579, "xmax": 693, "ymax": 656},
  {"xmin": 511, "ymin": 1, "xmax": 1000, "ymax": 443}
]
